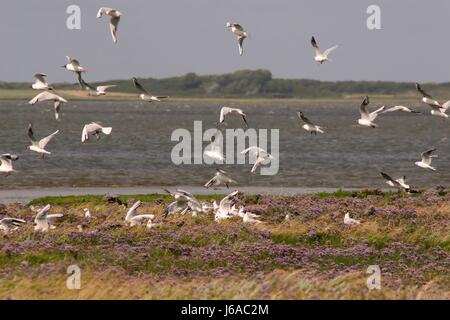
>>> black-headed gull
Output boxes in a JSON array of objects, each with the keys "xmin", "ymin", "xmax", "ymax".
[
  {"xmin": 380, "ymin": 172, "xmax": 410, "ymax": 192},
  {"xmin": 163, "ymin": 188, "xmax": 203, "ymax": 217},
  {"xmin": 34, "ymin": 204, "xmax": 63, "ymax": 231},
  {"xmin": 415, "ymin": 83, "xmax": 449, "ymax": 119},
  {"xmin": 31, "ymin": 73, "xmax": 52, "ymax": 90},
  {"xmin": 0, "ymin": 154, "xmax": 19, "ymax": 175},
  {"xmin": 125, "ymin": 200, "xmax": 155, "ymax": 226},
  {"xmin": 358, "ymin": 96, "xmax": 385, "ymax": 128},
  {"xmin": 240, "ymin": 146, "xmax": 273, "ymax": 173},
  {"xmin": 344, "ymin": 212, "xmax": 360, "ymax": 225},
  {"xmin": 204, "ymin": 169, "xmax": 237, "ymax": 189},
  {"xmin": 29, "ymin": 91, "xmax": 67, "ymax": 120},
  {"xmin": 132, "ymin": 77, "xmax": 169, "ymax": 103},
  {"xmin": 81, "ymin": 122, "xmax": 112, "ymax": 142},
  {"xmin": 243, "ymin": 211, "xmax": 262, "ymax": 224},
  {"xmin": 62, "ymin": 56, "xmax": 87, "ymax": 85},
  {"xmin": 415, "ymin": 149, "xmax": 437, "ymax": 171},
  {"xmin": 297, "ymin": 111, "xmax": 324, "ymax": 134},
  {"xmin": 80, "ymin": 78, "xmax": 116, "ymax": 96},
  {"xmin": 27, "ymin": 123, "xmax": 59, "ymax": 159},
  {"xmin": 214, "ymin": 190, "xmax": 239, "ymax": 221},
  {"xmin": 219, "ymin": 106, "xmax": 248, "ymax": 127},
  {"xmin": 0, "ymin": 217, "xmax": 26, "ymax": 234},
  {"xmin": 97, "ymin": 7, "xmax": 122, "ymax": 43},
  {"xmin": 226, "ymin": 22, "xmax": 249, "ymax": 56},
  {"xmin": 311, "ymin": 36, "xmax": 338, "ymax": 64}
]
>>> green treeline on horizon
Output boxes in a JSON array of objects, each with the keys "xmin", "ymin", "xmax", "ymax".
[{"xmin": 2, "ymin": 69, "xmax": 450, "ymax": 98}]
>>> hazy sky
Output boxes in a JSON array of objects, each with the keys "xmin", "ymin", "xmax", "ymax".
[{"xmin": 2, "ymin": 0, "xmax": 450, "ymax": 83}]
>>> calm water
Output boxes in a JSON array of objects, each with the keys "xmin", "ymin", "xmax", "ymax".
[{"xmin": 0, "ymin": 100, "xmax": 449, "ymax": 191}]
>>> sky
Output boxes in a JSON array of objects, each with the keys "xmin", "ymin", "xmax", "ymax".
[{"xmin": 2, "ymin": 0, "xmax": 450, "ymax": 83}]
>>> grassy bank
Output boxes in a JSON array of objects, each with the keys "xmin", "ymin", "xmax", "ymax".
[{"xmin": 0, "ymin": 191, "xmax": 449, "ymax": 299}]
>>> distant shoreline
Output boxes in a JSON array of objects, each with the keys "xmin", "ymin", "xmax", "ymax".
[{"xmin": 0, "ymin": 89, "xmax": 422, "ymax": 105}]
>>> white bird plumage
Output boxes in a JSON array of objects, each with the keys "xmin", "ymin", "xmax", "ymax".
[
  {"xmin": 344, "ymin": 212, "xmax": 360, "ymax": 225},
  {"xmin": 219, "ymin": 106, "xmax": 248, "ymax": 127},
  {"xmin": 415, "ymin": 148, "xmax": 437, "ymax": 171},
  {"xmin": 81, "ymin": 122, "xmax": 112, "ymax": 142},
  {"xmin": 358, "ymin": 96, "xmax": 385, "ymax": 128},
  {"xmin": 204, "ymin": 169, "xmax": 237, "ymax": 189},
  {"xmin": 29, "ymin": 91, "xmax": 67, "ymax": 120},
  {"xmin": 226, "ymin": 22, "xmax": 249, "ymax": 56},
  {"xmin": 297, "ymin": 111, "xmax": 324, "ymax": 134},
  {"xmin": 125, "ymin": 200, "xmax": 155, "ymax": 226},
  {"xmin": 97, "ymin": 7, "xmax": 123, "ymax": 44},
  {"xmin": 34, "ymin": 204, "xmax": 63, "ymax": 232},
  {"xmin": 27, "ymin": 123, "xmax": 59, "ymax": 158},
  {"xmin": 240, "ymin": 146, "xmax": 273, "ymax": 173},
  {"xmin": 311, "ymin": 36, "xmax": 338, "ymax": 64},
  {"xmin": 0, "ymin": 154, "xmax": 19, "ymax": 175}
]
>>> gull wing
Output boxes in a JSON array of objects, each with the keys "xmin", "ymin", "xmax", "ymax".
[
  {"xmin": 35, "ymin": 204, "xmax": 51, "ymax": 220},
  {"xmin": 297, "ymin": 111, "xmax": 314, "ymax": 126},
  {"xmin": 322, "ymin": 45, "xmax": 338, "ymax": 58},
  {"xmin": 54, "ymin": 101, "xmax": 62, "ymax": 120},
  {"xmin": 359, "ymin": 96, "xmax": 370, "ymax": 119},
  {"xmin": 27, "ymin": 123, "xmax": 37, "ymax": 142},
  {"xmin": 34, "ymin": 73, "xmax": 47, "ymax": 84},
  {"xmin": 380, "ymin": 172, "xmax": 398, "ymax": 186},
  {"xmin": 219, "ymin": 107, "xmax": 231, "ymax": 123},
  {"xmin": 238, "ymin": 36, "xmax": 245, "ymax": 56},
  {"xmin": 97, "ymin": 7, "xmax": 112, "ymax": 18},
  {"xmin": 0, "ymin": 218, "xmax": 26, "ymax": 227},
  {"xmin": 80, "ymin": 79, "xmax": 95, "ymax": 91},
  {"xmin": 38, "ymin": 130, "xmax": 59, "ymax": 149},
  {"xmin": 96, "ymin": 85, "xmax": 116, "ymax": 93},
  {"xmin": 415, "ymin": 83, "xmax": 432, "ymax": 98},
  {"xmin": 132, "ymin": 78, "xmax": 150, "ymax": 94},
  {"xmin": 66, "ymin": 56, "xmax": 81, "ymax": 67},
  {"xmin": 369, "ymin": 106, "xmax": 386, "ymax": 121},
  {"xmin": 421, "ymin": 149, "xmax": 436, "ymax": 164},
  {"xmin": 110, "ymin": 16, "xmax": 120, "ymax": 43},
  {"xmin": 126, "ymin": 200, "xmax": 142, "ymax": 220},
  {"xmin": 46, "ymin": 214, "xmax": 63, "ymax": 223}
]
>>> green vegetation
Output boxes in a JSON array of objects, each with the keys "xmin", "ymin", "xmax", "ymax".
[{"xmin": 2, "ymin": 69, "xmax": 449, "ymax": 100}]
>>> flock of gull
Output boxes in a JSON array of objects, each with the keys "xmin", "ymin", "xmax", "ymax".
[{"xmin": 0, "ymin": 8, "xmax": 448, "ymax": 233}]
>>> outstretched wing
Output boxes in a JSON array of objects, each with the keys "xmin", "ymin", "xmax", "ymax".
[
  {"xmin": 322, "ymin": 45, "xmax": 338, "ymax": 58},
  {"xmin": 110, "ymin": 16, "xmax": 120, "ymax": 43},
  {"xmin": 359, "ymin": 96, "xmax": 370, "ymax": 119},
  {"xmin": 415, "ymin": 83, "xmax": 432, "ymax": 98},
  {"xmin": 132, "ymin": 78, "xmax": 149, "ymax": 94},
  {"xmin": 39, "ymin": 130, "xmax": 59, "ymax": 149},
  {"xmin": 27, "ymin": 123, "xmax": 36, "ymax": 142},
  {"xmin": 297, "ymin": 112, "xmax": 314, "ymax": 126}
]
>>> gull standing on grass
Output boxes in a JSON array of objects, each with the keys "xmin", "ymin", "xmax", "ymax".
[
  {"xmin": 297, "ymin": 111, "xmax": 324, "ymax": 134},
  {"xmin": 357, "ymin": 96, "xmax": 385, "ymax": 128},
  {"xmin": 204, "ymin": 169, "xmax": 237, "ymax": 189},
  {"xmin": 34, "ymin": 205, "xmax": 63, "ymax": 232},
  {"xmin": 96, "ymin": 7, "xmax": 122, "ymax": 43},
  {"xmin": 31, "ymin": 73, "xmax": 52, "ymax": 90},
  {"xmin": 27, "ymin": 123, "xmax": 59, "ymax": 159},
  {"xmin": 311, "ymin": 36, "xmax": 338, "ymax": 64},
  {"xmin": 80, "ymin": 78, "xmax": 116, "ymax": 96},
  {"xmin": 344, "ymin": 212, "xmax": 360, "ymax": 225},
  {"xmin": 219, "ymin": 106, "xmax": 248, "ymax": 127},
  {"xmin": 226, "ymin": 22, "xmax": 249, "ymax": 56},
  {"xmin": 29, "ymin": 91, "xmax": 67, "ymax": 120},
  {"xmin": 125, "ymin": 200, "xmax": 155, "ymax": 226},
  {"xmin": 0, "ymin": 217, "xmax": 26, "ymax": 234},
  {"xmin": 163, "ymin": 189, "xmax": 203, "ymax": 217},
  {"xmin": 0, "ymin": 154, "xmax": 19, "ymax": 175},
  {"xmin": 81, "ymin": 122, "xmax": 112, "ymax": 142},
  {"xmin": 415, "ymin": 149, "xmax": 438, "ymax": 171},
  {"xmin": 240, "ymin": 146, "xmax": 273, "ymax": 173},
  {"xmin": 62, "ymin": 56, "xmax": 87, "ymax": 85},
  {"xmin": 132, "ymin": 77, "xmax": 169, "ymax": 103},
  {"xmin": 380, "ymin": 172, "xmax": 410, "ymax": 192},
  {"xmin": 415, "ymin": 83, "xmax": 449, "ymax": 119},
  {"xmin": 83, "ymin": 208, "xmax": 91, "ymax": 219},
  {"xmin": 214, "ymin": 190, "xmax": 239, "ymax": 221}
]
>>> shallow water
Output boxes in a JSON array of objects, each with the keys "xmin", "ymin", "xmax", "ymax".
[{"xmin": 0, "ymin": 100, "xmax": 449, "ymax": 193}]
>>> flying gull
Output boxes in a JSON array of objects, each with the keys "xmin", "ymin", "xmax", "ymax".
[
  {"xmin": 204, "ymin": 169, "xmax": 237, "ymax": 189},
  {"xmin": 132, "ymin": 77, "xmax": 169, "ymax": 103},
  {"xmin": 415, "ymin": 148, "xmax": 437, "ymax": 171},
  {"xmin": 31, "ymin": 73, "xmax": 52, "ymax": 90},
  {"xmin": 240, "ymin": 146, "xmax": 273, "ymax": 173},
  {"xmin": 97, "ymin": 7, "xmax": 122, "ymax": 43},
  {"xmin": 297, "ymin": 111, "xmax": 324, "ymax": 134},
  {"xmin": 311, "ymin": 36, "xmax": 338, "ymax": 64},
  {"xmin": 27, "ymin": 123, "xmax": 59, "ymax": 159},
  {"xmin": 219, "ymin": 106, "xmax": 248, "ymax": 127},
  {"xmin": 357, "ymin": 96, "xmax": 385, "ymax": 128},
  {"xmin": 226, "ymin": 22, "xmax": 249, "ymax": 56},
  {"xmin": 81, "ymin": 122, "xmax": 112, "ymax": 142},
  {"xmin": 0, "ymin": 154, "xmax": 19, "ymax": 175}
]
